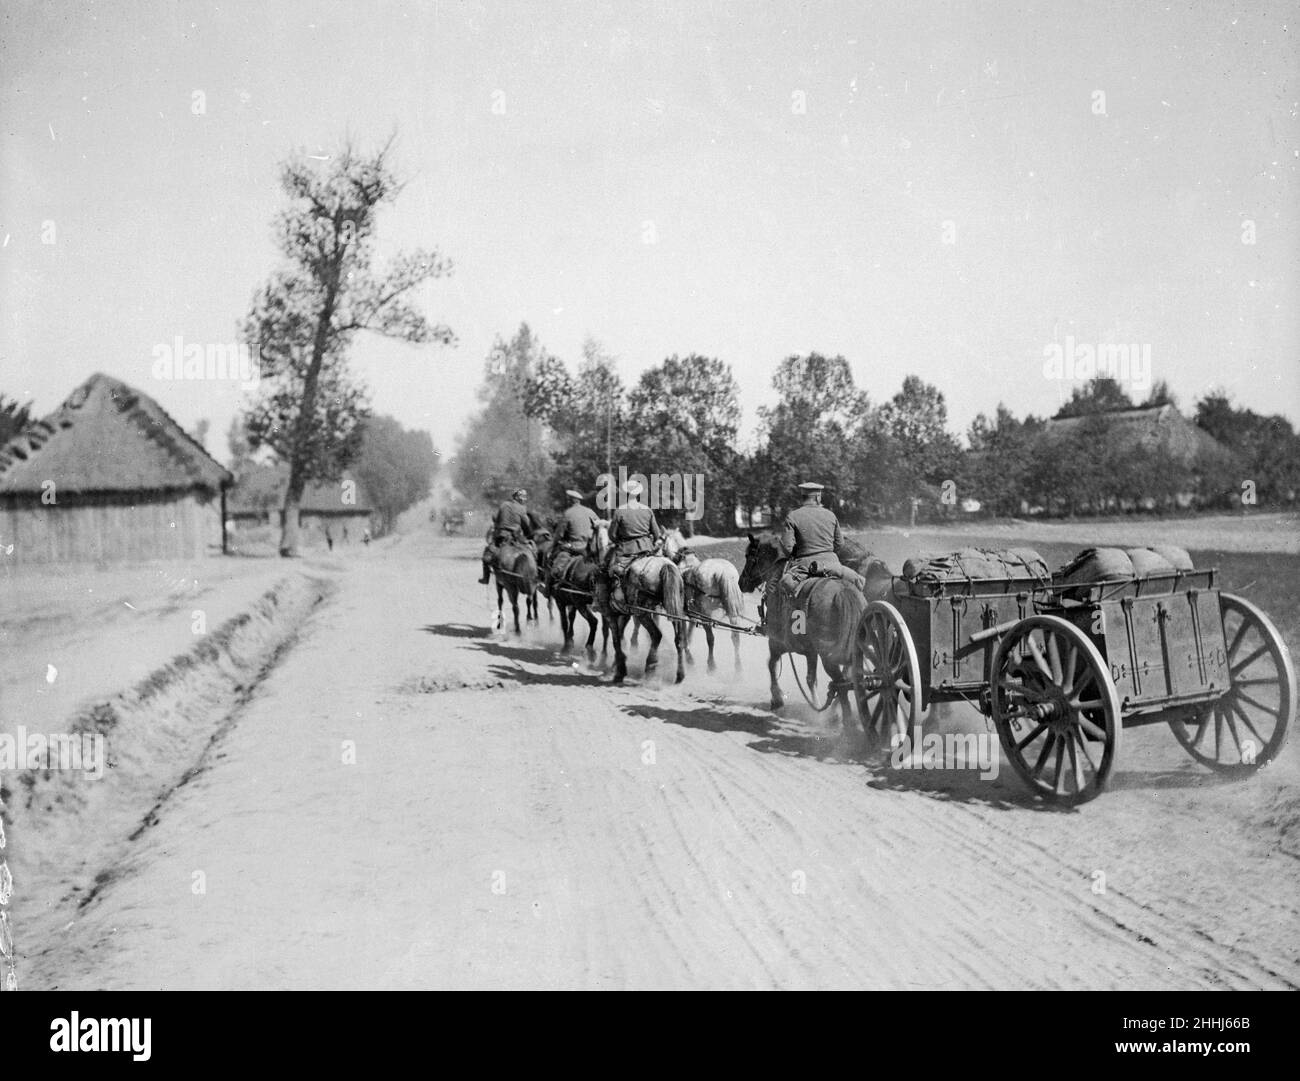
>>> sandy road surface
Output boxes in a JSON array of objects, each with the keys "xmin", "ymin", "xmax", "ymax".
[{"xmin": 27, "ymin": 525, "xmax": 1300, "ymax": 990}]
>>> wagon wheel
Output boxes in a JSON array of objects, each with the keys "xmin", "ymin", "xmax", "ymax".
[
  {"xmin": 991, "ymin": 615, "xmax": 1121, "ymax": 805},
  {"xmin": 1168, "ymin": 593, "xmax": 1295, "ymax": 773},
  {"xmin": 853, "ymin": 601, "xmax": 921, "ymax": 753}
]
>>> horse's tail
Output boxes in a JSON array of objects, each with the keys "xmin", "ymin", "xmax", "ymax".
[
  {"xmin": 721, "ymin": 567, "xmax": 745, "ymax": 620},
  {"xmin": 832, "ymin": 580, "xmax": 867, "ymax": 664},
  {"xmin": 660, "ymin": 561, "xmax": 686, "ymax": 622}
]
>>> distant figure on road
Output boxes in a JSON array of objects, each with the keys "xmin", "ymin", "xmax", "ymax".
[{"xmin": 324, "ymin": 524, "xmax": 334, "ymax": 551}]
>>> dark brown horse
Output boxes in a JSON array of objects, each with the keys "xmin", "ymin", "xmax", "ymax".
[
  {"xmin": 492, "ymin": 541, "xmax": 539, "ymax": 633},
  {"xmin": 549, "ymin": 547, "xmax": 607, "ymax": 655},
  {"xmin": 738, "ymin": 532, "xmax": 866, "ymax": 729}
]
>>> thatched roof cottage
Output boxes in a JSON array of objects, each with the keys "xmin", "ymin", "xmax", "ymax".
[{"xmin": 0, "ymin": 373, "xmax": 231, "ymax": 565}]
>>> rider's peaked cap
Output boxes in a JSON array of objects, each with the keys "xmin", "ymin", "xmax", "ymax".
[
  {"xmin": 512, "ymin": 488, "xmax": 527, "ymax": 499},
  {"xmin": 565, "ymin": 489, "xmax": 584, "ymax": 500},
  {"xmin": 622, "ymin": 478, "xmax": 643, "ymax": 496},
  {"xmin": 797, "ymin": 481, "xmax": 826, "ymax": 492}
]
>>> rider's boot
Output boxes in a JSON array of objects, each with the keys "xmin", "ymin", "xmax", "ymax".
[{"xmin": 478, "ymin": 558, "xmax": 492, "ymax": 585}]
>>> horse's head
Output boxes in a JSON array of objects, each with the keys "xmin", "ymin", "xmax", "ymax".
[
  {"xmin": 661, "ymin": 527, "xmax": 685, "ymax": 562},
  {"xmin": 738, "ymin": 531, "xmax": 783, "ymax": 593}
]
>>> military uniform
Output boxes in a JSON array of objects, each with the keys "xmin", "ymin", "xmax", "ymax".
[
  {"xmin": 555, "ymin": 503, "xmax": 601, "ymax": 552},
  {"xmin": 480, "ymin": 496, "xmax": 535, "ymax": 582},
  {"xmin": 607, "ymin": 501, "xmax": 662, "ymax": 582},
  {"xmin": 779, "ymin": 502, "xmax": 845, "ymax": 593}
]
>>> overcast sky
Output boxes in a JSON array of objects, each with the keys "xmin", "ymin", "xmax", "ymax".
[{"xmin": 3, "ymin": 0, "xmax": 1297, "ymax": 460}]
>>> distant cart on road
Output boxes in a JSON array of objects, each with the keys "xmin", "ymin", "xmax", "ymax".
[{"xmin": 438, "ymin": 508, "xmax": 466, "ymax": 535}]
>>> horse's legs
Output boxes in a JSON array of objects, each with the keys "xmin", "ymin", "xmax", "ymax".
[
  {"xmin": 580, "ymin": 604, "xmax": 598, "ymax": 655},
  {"xmin": 703, "ymin": 622, "xmax": 717, "ymax": 673},
  {"xmin": 768, "ymin": 641, "xmax": 785, "ymax": 711},
  {"xmin": 495, "ymin": 580, "xmax": 504, "ymax": 633},
  {"xmin": 673, "ymin": 617, "xmax": 686, "ymax": 684},
  {"xmin": 823, "ymin": 659, "xmax": 853, "ymax": 728},
  {"xmin": 510, "ymin": 588, "xmax": 521, "ymax": 634},
  {"xmin": 732, "ymin": 630, "xmax": 742, "ymax": 671},
  {"xmin": 641, "ymin": 613, "xmax": 662, "ymax": 673},
  {"xmin": 805, "ymin": 652, "xmax": 818, "ymax": 692},
  {"xmin": 611, "ymin": 614, "xmax": 628, "ymax": 683},
  {"xmin": 557, "ymin": 600, "xmax": 571, "ymax": 651}
]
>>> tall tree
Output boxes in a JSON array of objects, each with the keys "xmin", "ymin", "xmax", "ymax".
[
  {"xmin": 455, "ymin": 323, "xmax": 555, "ymax": 506},
  {"xmin": 862, "ymin": 375, "xmax": 961, "ymax": 517},
  {"xmin": 241, "ymin": 137, "xmax": 455, "ymax": 555},
  {"xmin": 965, "ymin": 404, "xmax": 1036, "ymax": 517},
  {"xmin": 625, "ymin": 354, "xmax": 741, "ymax": 532},
  {"xmin": 521, "ymin": 336, "xmax": 628, "ymax": 507},
  {"xmin": 354, "ymin": 414, "xmax": 439, "ymax": 535},
  {"xmin": 757, "ymin": 353, "xmax": 866, "ymax": 519}
]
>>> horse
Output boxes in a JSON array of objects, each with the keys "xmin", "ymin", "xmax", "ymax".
[
  {"xmin": 661, "ymin": 529, "xmax": 747, "ymax": 672},
  {"xmin": 590, "ymin": 521, "xmax": 687, "ymax": 684},
  {"xmin": 738, "ymin": 531, "xmax": 866, "ymax": 731},
  {"xmin": 491, "ymin": 540, "xmax": 539, "ymax": 634},
  {"xmin": 548, "ymin": 543, "xmax": 608, "ymax": 656},
  {"xmin": 532, "ymin": 528, "xmax": 556, "ymax": 620}
]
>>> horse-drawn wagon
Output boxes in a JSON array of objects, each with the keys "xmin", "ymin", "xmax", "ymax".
[{"xmin": 852, "ymin": 550, "xmax": 1294, "ymax": 805}]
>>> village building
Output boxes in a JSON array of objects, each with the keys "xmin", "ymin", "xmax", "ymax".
[
  {"xmin": 0, "ymin": 373, "xmax": 231, "ymax": 565},
  {"xmin": 227, "ymin": 462, "xmax": 375, "ymax": 546},
  {"xmin": 1040, "ymin": 403, "xmax": 1239, "ymax": 512}
]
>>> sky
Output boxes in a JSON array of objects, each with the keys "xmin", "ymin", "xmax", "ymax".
[{"xmin": 2, "ymin": 0, "xmax": 1298, "ymax": 462}]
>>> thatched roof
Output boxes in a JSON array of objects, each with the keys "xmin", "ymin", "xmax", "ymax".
[
  {"xmin": 0, "ymin": 373, "xmax": 231, "ymax": 496},
  {"xmin": 228, "ymin": 462, "xmax": 374, "ymax": 515},
  {"xmin": 1044, "ymin": 404, "xmax": 1235, "ymax": 467}
]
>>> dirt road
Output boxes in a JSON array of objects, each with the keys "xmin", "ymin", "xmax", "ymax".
[{"xmin": 26, "ymin": 524, "xmax": 1300, "ymax": 989}]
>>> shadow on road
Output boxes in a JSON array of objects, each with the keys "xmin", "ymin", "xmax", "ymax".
[
  {"xmin": 421, "ymin": 623, "xmax": 492, "ymax": 638},
  {"xmin": 623, "ymin": 702, "xmax": 856, "ymax": 763},
  {"xmin": 484, "ymin": 663, "xmax": 606, "ymax": 688}
]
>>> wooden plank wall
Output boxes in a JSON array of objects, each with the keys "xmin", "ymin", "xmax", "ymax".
[{"xmin": 0, "ymin": 490, "xmax": 223, "ymax": 565}]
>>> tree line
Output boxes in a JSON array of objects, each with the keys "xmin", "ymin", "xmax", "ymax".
[{"xmin": 453, "ymin": 332, "xmax": 1300, "ymax": 532}]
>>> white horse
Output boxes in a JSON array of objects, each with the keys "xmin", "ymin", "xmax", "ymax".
[{"xmin": 662, "ymin": 529, "xmax": 746, "ymax": 672}]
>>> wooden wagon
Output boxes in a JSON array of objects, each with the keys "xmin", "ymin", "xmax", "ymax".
[{"xmin": 852, "ymin": 562, "xmax": 1295, "ymax": 804}]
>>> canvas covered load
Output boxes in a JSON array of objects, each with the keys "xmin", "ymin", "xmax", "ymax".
[
  {"xmin": 901, "ymin": 547, "xmax": 1051, "ymax": 596},
  {"xmin": 1054, "ymin": 545, "xmax": 1194, "ymax": 586}
]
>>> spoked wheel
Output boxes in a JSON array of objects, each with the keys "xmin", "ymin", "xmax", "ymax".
[
  {"xmin": 1169, "ymin": 593, "xmax": 1295, "ymax": 773},
  {"xmin": 853, "ymin": 602, "xmax": 922, "ymax": 752},
  {"xmin": 991, "ymin": 615, "xmax": 1122, "ymax": 805}
]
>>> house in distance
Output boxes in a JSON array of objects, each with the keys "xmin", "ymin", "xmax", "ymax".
[
  {"xmin": 227, "ymin": 463, "xmax": 374, "ymax": 547},
  {"xmin": 0, "ymin": 373, "xmax": 232, "ymax": 566}
]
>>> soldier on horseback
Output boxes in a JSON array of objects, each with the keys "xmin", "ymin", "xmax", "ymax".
[
  {"xmin": 555, "ymin": 489, "xmax": 601, "ymax": 553},
  {"xmin": 547, "ymin": 488, "xmax": 601, "ymax": 588},
  {"xmin": 478, "ymin": 487, "xmax": 534, "ymax": 584},
  {"xmin": 605, "ymin": 477, "xmax": 663, "ymax": 608}
]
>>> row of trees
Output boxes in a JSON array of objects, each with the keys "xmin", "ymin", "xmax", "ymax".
[{"xmin": 454, "ymin": 331, "xmax": 1300, "ymax": 530}]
